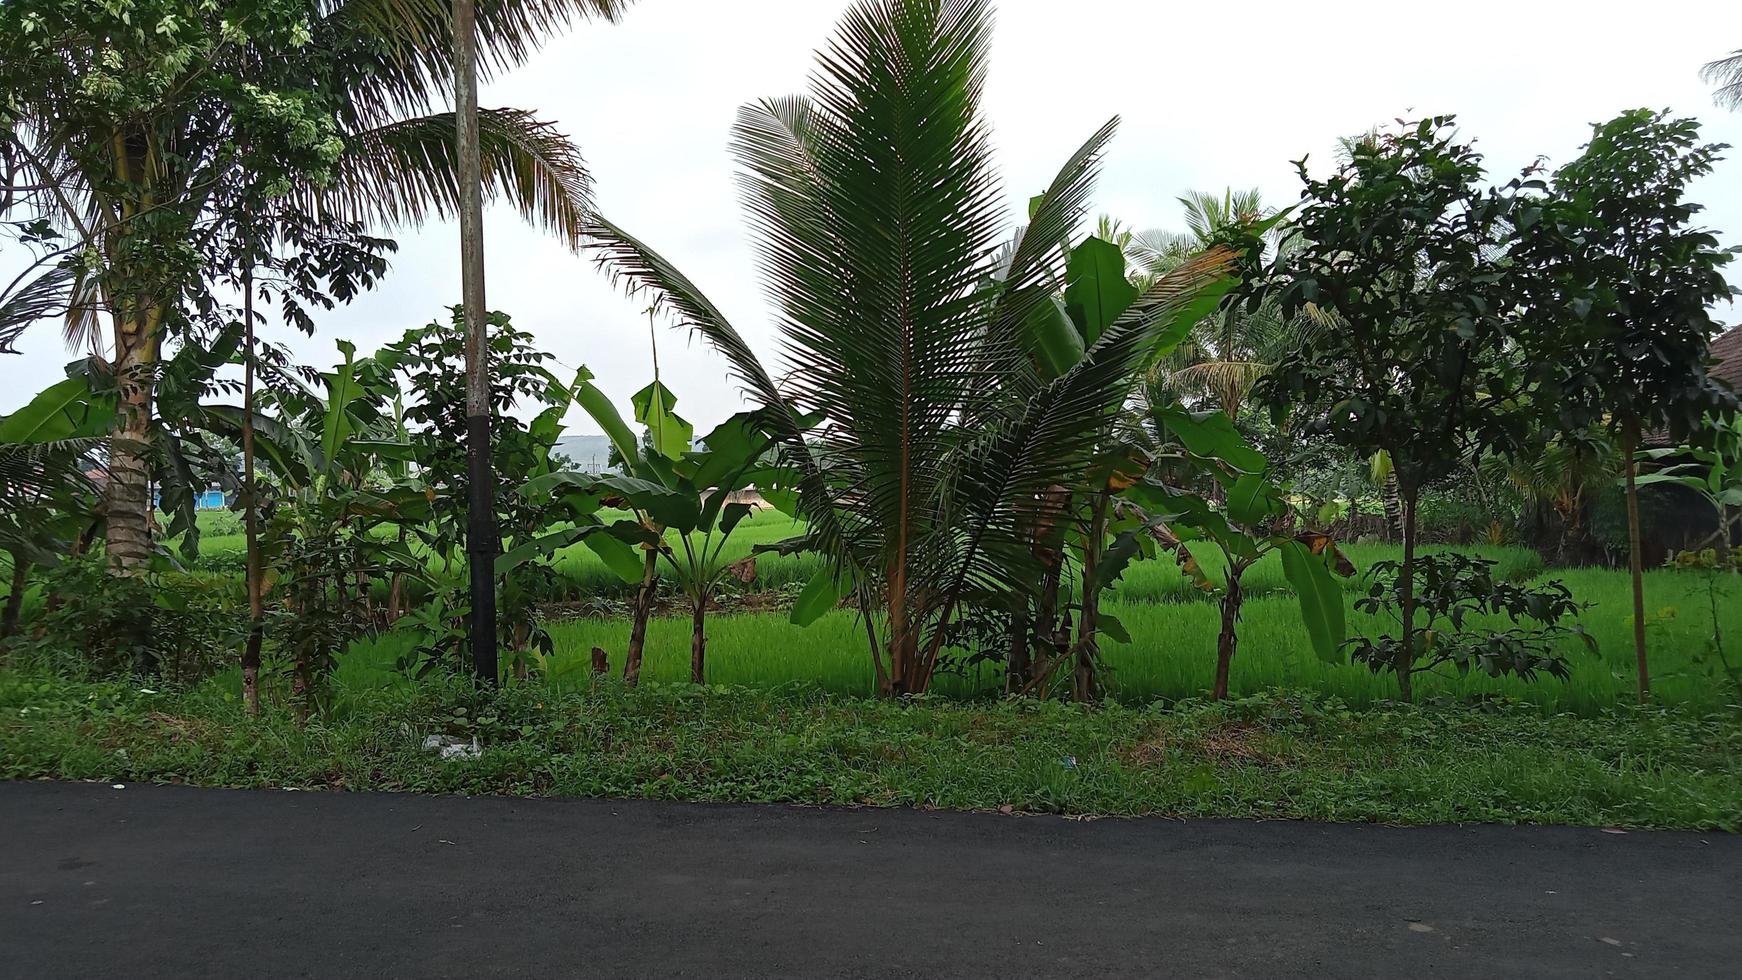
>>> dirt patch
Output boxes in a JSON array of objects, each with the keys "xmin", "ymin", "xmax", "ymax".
[{"xmin": 1122, "ymin": 721, "xmax": 1284, "ymax": 767}]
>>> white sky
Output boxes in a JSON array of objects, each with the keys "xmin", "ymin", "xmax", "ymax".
[{"xmin": 4, "ymin": 0, "xmax": 1741, "ymax": 435}]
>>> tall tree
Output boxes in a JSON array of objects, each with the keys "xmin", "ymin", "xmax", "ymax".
[
  {"xmin": 1255, "ymin": 117, "xmax": 1523, "ymax": 702},
  {"xmin": 1508, "ymin": 109, "xmax": 1738, "ymax": 702},
  {"xmin": 585, "ymin": 0, "xmax": 1233, "ymax": 696},
  {"xmin": 451, "ymin": 0, "xmax": 496, "ymax": 683},
  {"xmin": 0, "ymin": 0, "xmax": 617, "ymax": 574}
]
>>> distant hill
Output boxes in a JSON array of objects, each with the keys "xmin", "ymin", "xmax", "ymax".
[{"xmin": 552, "ymin": 434, "xmax": 617, "ymax": 472}]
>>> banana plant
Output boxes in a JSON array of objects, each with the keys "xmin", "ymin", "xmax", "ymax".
[
  {"xmin": 0, "ymin": 367, "xmax": 114, "ymax": 634},
  {"xmin": 1635, "ymin": 412, "xmax": 1742, "ymax": 554},
  {"xmin": 1130, "ymin": 406, "xmax": 1354, "ymax": 700},
  {"xmin": 518, "ymin": 365, "xmax": 772, "ymax": 685},
  {"xmin": 199, "ymin": 339, "xmax": 427, "ymax": 710},
  {"xmin": 1001, "ymin": 227, "xmax": 1236, "ymax": 700}
]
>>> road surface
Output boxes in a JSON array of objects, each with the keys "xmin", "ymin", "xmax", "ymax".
[{"xmin": 1, "ymin": 780, "xmax": 1735, "ymax": 978}]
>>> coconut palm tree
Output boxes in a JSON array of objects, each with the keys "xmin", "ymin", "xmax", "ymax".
[
  {"xmin": 0, "ymin": 0, "xmax": 627, "ymax": 572},
  {"xmin": 1703, "ymin": 49, "xmax": 1742, "ymax": 110},
  {"xmin": 584, "ymin": 0, "xmax": 1233, "ymax": 696},
  {"xmin": 1130, "ymin": 189, "xmax": 1309, "ymax": 419}
]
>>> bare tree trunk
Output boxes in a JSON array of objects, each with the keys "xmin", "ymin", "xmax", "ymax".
[
  {"xmin": 1396, "ymin": 487, "xmax": 1419, "ymax": 703},
  {"xmin": 291, "ymin": 593, "xmax": 315, "ymax": 724},
  {"xmin": 386, "ymin": 527, "xmax": 408, "ymax": 624},
  {"xmin": 1213, "ymin": 567, "xmax": 1244, "ymax": 700},
  {"xmin": 1005, "ymin": 604, "xmax": 1030, "ymax": 695},
  {"xmin": 240, "ymin": 268, "xmax": 263, "ymax": 717},
  {"xmin": 2, "ymin": 557, "xmax": 28, "ymax": 639},
  {"xmin": 1623, "ymin": 419, "xmax": 1649, "ymax": 703},
  {"xmin": 689, "ymin": 598, "xmax": 707, "ymax": 684},
  {"xmin": 590, "ymin": 646, "xmax": 609, "ymax": 675},
  {"xmin": 453, "ymin": 0, "xmax": 498, "ymax": 686},
  {"xmin": 623, "ymin": 549, "xmax": 657, "ymax": 688}
]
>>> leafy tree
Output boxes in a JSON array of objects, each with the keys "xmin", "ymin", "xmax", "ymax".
[
  {"xmin": 1508, "ymin": 109, "xmax": 1739, "ymax": 701},
  {"xmin": 1254, "ymin": 117, "xmax": 1523, "ymax": 701},
  {"xmin": 0, "ymin": 0, "xmax": 613, "ymax": 573},
  {"xmin": 584, "ymin": 0, "xmax": 1236, "ymax": 696},
  {"xmin": 1349, "ymin": 553, "xmax": 1592, "ymax": 683},
  {"xmin": 383, "ymin": 310, "xmax": 583, "ymax": 681}
]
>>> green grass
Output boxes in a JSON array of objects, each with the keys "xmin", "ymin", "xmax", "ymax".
[
  {"xmin": 327, "ymin": 561, "xmax": 1737, "ymax": 715},
  {"xmin": 3, "ymin": 670, "xmax": 1738, "ymax": 829},
  {"xmin": 171, "ymin": 511, "xmax": 1742, "ymax": 714}
]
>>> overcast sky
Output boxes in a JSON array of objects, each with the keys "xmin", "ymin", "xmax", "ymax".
[{"xmin": 4, "ymin": 0, "xmax": 1741, "ymax": 435}]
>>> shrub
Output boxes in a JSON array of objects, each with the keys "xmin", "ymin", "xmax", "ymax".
[
  {"xmin": 9, "ymin": 557, "xmax": 243, "ymax": 684},
  {"xmin": 1347, "ymin": 552, "xmax": 1592, "ymax": 683}
]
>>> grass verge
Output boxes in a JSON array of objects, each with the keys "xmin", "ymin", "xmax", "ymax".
[{"xmin": 3, "ymin": 669, "xmax": 1739, "ymax": 830}]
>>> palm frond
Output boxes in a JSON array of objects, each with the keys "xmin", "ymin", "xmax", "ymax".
[
  {"xmin": 1126, "ymin": 228, "xmax": 1193, "ymax": 277},
  {"xmin": 0, "ymin": 437, "xmax": 102, "ymax": 510},
  {"xmin": 314, "ymin": 107, "xmax": 593, "ymax": 246},
  {"xmin": 929, "ymin": 247, "xmax": 1238, "ymax": 649},
  {"xmin": 1177, "ymin": 187, "xmax": 1268, "ymax": 243},
  {"xmin": 754, "ymin": 0, "xmax": 1008, "ymax": 587},
  {"xmin": 325, "ymin": 0, "xmax": 632, "ymax": 129},
  {"xmin": 579, "ymin": 213, "xmax": 863, "ymax": 569},
  {"xmin": 984, "ymin": 117, "xmax": 1120, "ymax": 402},
  {"xmin": 1702, "ymin": 49, "xmax": 1742, "ymax": 111},
  {"xmin": 0, "ymin": 267, "xmax": 72, "ymax": 355}
]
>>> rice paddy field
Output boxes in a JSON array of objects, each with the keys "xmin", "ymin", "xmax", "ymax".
[{"xmin": 165, "ymin": 512, "xmax": 1742, "ymax": 716}]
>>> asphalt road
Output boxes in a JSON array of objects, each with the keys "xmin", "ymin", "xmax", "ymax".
[{"xmin": 1, "ymin": 781, "xmax": 1736, "ymax": 979}]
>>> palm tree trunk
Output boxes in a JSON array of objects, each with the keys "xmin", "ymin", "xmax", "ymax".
[
  {"xmin": 453, "ymin": 0, "xmax": 498, "ymax": 686},
  {"xmin": 105, "ymin": 309, "xmax": 160, "ymax": 574},
  {"xmin": 623, "ymin": 549, "xmax": 657, "ymax": 688},
  {"xmin": 240, "ymin": 267, "xmax": 263, "ymax": 717},
  {"xmin": 1623, "ymin": 419, "xmax": 1649, "ymax": 703}
]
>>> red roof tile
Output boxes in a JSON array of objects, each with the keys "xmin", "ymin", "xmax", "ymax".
[{"xmin": 1712, "ymin": 325, "xmax": 1742, "ymax": 393}]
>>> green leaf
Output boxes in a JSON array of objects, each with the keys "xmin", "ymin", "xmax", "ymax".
[
  {"xmin": 572, "ymin": 367, "xmax": 641, "ymax": 470},
  {"xmin": 683, "ymin": 413, "xmax": 771, "ymax": 490},
  {"xmin": 791, "ymin": 566, "xmax": 850, "ymax": 626},
  {"xmin": 632, "ymin": 379, "xmax": 694, "ymax": 460},
  {"xmin": 720, "ymin": 501, "xmax": 754, "ymax": 536},
  {"xmin": 586, "ymin": 533, "xmax": 646, "ymax": 584},
  {"xmin": 496, "ymin": 527, "xmax": 588, "ymax": 576},
  {"xmin": 320, "ymin": 341, "xmax": 361, "ymax": 468},
  {"xmin": 592, "ymin": 473, "xmax": 700, "ymax": 532},
  {"xmin": 1093, "ymin": 530, "xmax": 1144, "ymax": 593},
  {"xmin": 1064, "ymin": 236, "xmax": 1138, "ymax": 346},
  {"xmin": 1097, "ymin": 611, "xmax": 1131, "ymax": 645},
  {"xmin": 1023, "ymin": 295, "xmax": 1084, "ymax": 379},
  {"xmin": 1226, "ymin": 472, "xmax": 1284, "ymax": 527},
  {"xmin": 0, "ymin": 377, "xmax": 116, "ymax": 443},
  {"xmin": 1279, "ymin": 539, "xmax": 1345, "ymax": 662},
  {"xmin": 1154, "ymin": 407, "xmax": 1267, "ymax": 473}
]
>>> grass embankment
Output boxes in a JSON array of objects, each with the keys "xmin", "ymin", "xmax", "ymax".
[
  {"xmin": 336, "ymin": 560, "xmax": 1740, "ymax": 715},
  {"xmin": 3, "ymin": 671, "xmax": 1738, "ymax": 829},
  {"xmin": 29, "ymin": 513, "xmax": 1740, "ymax": 713}
]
